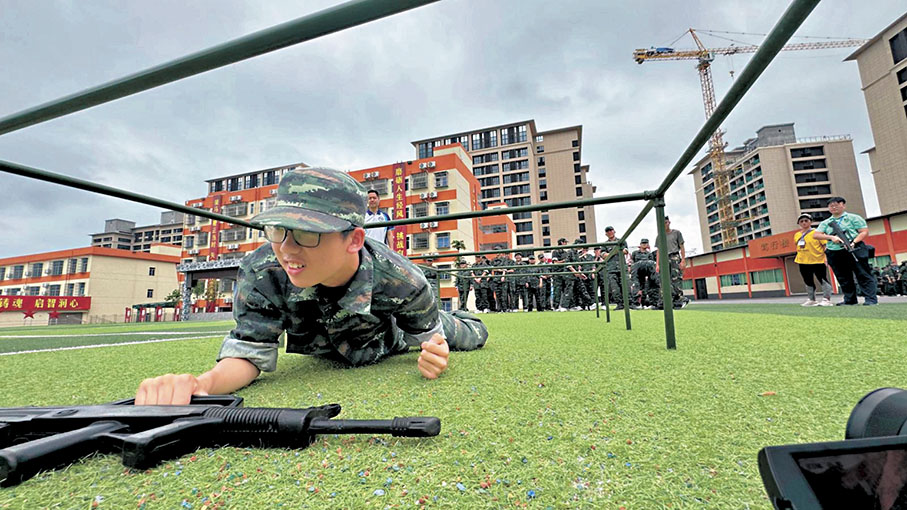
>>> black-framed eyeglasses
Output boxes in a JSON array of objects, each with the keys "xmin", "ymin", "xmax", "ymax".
[{"xmin": 263, "ymin": 225, "xmax": 355, "ymax": 248}]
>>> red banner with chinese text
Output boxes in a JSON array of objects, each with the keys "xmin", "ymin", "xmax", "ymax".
[
  {"xmin": 392, "ymin": 163, "xmax": 407, "ymax": 256},
  {"xmin": 747, "ymin": 228, "xmax": 799, "ymax": 258},
  {"xmin": 0, "ymin": 296, "xmax": 91, "ymax": 312},
  {"xmin": 210, "ymin": 195, "xmax": 223, "ymax": 260}
]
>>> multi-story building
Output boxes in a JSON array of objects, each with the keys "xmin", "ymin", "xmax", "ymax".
[
  {"xmin": 89, "ymin": 212, "xmax": 185, "ymax": 253},
  {"xmin": 352, "ymin": 143, "xmax": 515, "ymax": 311},
  {"xmin": 411, "ymin": 120, "xmax": 597, "ymax": 249},
  {"xmin": 691, "ymin": 123, "xmax": 866, "ymax": 253},
  {"xmin": 0, "ymin": 245, "xmax": 180, "ymax": 326},
  {"xmin": 845, "ymin": 13, "xmax": 907, "ymax": 215}
]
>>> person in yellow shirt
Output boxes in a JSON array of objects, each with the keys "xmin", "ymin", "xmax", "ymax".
[{"xmin": 794, "ymin": 213, "xmax": 832, "ymax": 306}]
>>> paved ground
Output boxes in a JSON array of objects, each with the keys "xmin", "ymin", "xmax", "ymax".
[{"xmin": 688, "ymin": 294, "xmax": 907, "ymax": 305}]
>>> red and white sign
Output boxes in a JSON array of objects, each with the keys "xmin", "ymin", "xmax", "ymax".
[
  {"xmin": 392, "ymin": 163, "xmax": 407, "ymax": 256},
  {"xmin": 0, "ymin": 296, "xmax": 91, "ymax": 313}
]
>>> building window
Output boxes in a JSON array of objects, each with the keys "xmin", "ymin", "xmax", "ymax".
[
  {"xmin": 538, "ymin": 168, "xmax": 546, "ymax": 178},
  {"xmin": 413, "ymin": 233, "xmax": 430, "ymax": 249},
  {"xmin": 146, "ymin": 289, "xmax": 153, "ymax": 298},
  {"xmin": 436, "ymin": 233, "xmax": 451, "ymax": 249},
  {"xmin": 536, "ymin": 146, "xmax": 544, "ymax": 153},
  {"xmin": 479, "ymin": 176, "xmax": 500, "ymax": 187},
  {"xmin": 77, "ymin": 283, "xmax": 86, "ymax": 297},
  {"xmin": 792, "ymin": 159, "xmax": 827, "ymax": 171},
  {"xmin": 504, "ymin": 184, "xmax": 531, "ymax": 196},
  {"xmin": 68, "ymin": 258, "xmax": 78, "ymax": 274},
  {"xmin": 573, "ymin": 152, "xmax": 580, "ymax": 161},
  {"xmin": 515, "ymin": 222, "xmax": 533, "ymax": 232},
  {"xmin": 790, "ymin": 146, "xmax": 824, "ymax": 158},
  {"xmin": 48, "ymin": 284, "xmax": 61, "ymax": 296},
  {"xmin": 481, "ymin": 188, "xmax": 501, "ymax": 200},
  {"xmin": 719, "ymin": 273, "xmax": 746, "ymax": 286},
  {"xmin": 51, "ymin": 260, "xmax": 64, "ymax": 276},
  {"xmin": 413, "ymin": 203, "xmax": 429, "ymax": 218},
  {"xmin": 474, "ymin": 153, "xmax": 499, "ymax": 164},
  {"xmin": 435, "ymin": 202, "xmax": 449, "ymax": 216},
  {"xmin": 516, "ymin": 234, "xmax": 534, "ymax": 245},
  {"xmin": 11, "ymin": 265, "xmax": 24, "ymax": 279},
  {"xmin": 367, "ymin": 179, "xmax": 389, "ymax": 195},
  {"xmin": 574, "ymin": 163, "xmax": 581, "ymax": 172},
  {"xmin": 80, "ymin": 258, "xmax": 89, "ymax": 273},
  {"xmin": 749, "ymin": 269, "xmax": 784, "ymax": 284},
  {"xmin": 575, "ymin": 175, "xmax": 582, "ymax": 185},
  {"xmin": 541, "ymin": 214, "xmax": 549, "ymax": 224},
  {"xmin": 474, "ymin": 164, "xmax": 500, "ymax": 177},
  {"xmin": 537, "ymin": 156, "xmax": 545, "ymax": 166},
  {"xmin": 501, "ymin": 148, "xmax": 528, "ymax": 160},
  {"xmin": 543, "ymin": 238, "xmax": 551, "ymax": 247},
  {"xmin": 434, "ymin": 172, "xmax": 448, "ymax": 188},
  {"xmin": 539, "ymin": 179, "xmax": 547, "ymax": 190},
  {"xmin": 535, "ymin": 135, "xmax": 543, "ymax": 142},
  {"xmin": 500, "ymin": 125, "xmax": 527, "ymax": 145},
  {"xmin": 411, "ymin": 172, "xmax": 429, "ymax": 190},
  {"xmin": 505, "ymin": 197, "xmax": 532, "ymax": 207},
  {"xmin": 891, "ymin": 27, "xmax": 907, "ymax": 65},
  {"xmin": 502, "ymin": 160, "xmax": 529, "ymax": 172},
  {"xmin": 65, "ymin": 283, "xmax": 75, "ymax": 296},
  {"xmin": 540, "ymin": 191, "xmax": 548, "ymax": 201},
  {"xmin": 575, "ymin": 187, "xmax": 583, "ymax": 197},
  {"xmin": 502, "ymin": 172, "xmax": 530, "ymax": 184},
  {"xmin": 472, "ymin": 130, "xmax": 497, "ymax": 150},
  {"xmin": 149, "ymin": 267, "xmax": 156, "ymax": 276},
  {"xmin": 572, "ymin": 140, "xmax": 579, "ymax": 147},
  {"xmin": 27, "ymin": 286, "xmax": 40, "ymax": 296},
  {"xmin": 542, "ymin": 226, "xmax": 550, "ymax": 236},
  {"xmin": 578, "ymin": 211, "xmax": 585, "ymax": 221}
]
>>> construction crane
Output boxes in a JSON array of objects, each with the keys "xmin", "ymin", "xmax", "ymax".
[{"xmin": 634, "ymin": 29, "xmax": 866, "ymax": 248}]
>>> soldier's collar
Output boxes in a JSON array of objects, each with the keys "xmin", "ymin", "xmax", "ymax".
[{"xmin": 335, "ymin": 248, "xmax": 373, "ymax": 315}]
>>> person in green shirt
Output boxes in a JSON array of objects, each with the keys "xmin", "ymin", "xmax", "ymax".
[{"xmin": 813, "ymin": 196, "xmax": 877, "ymax": 306}]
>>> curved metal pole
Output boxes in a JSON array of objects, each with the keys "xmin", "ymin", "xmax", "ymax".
[{"xmin": 0, "ymin": 0, "xmax": 440, "ymax": 136}]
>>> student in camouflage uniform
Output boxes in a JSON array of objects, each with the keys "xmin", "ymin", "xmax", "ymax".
[
  {"xmin": 501, "ymin": 253, "xmax": 515, "ymax": 312},
  {"xmin": 537, "ymin": 256, "xmax": 552, "ymax": 310},
  {"xmin": 135, "ymin": 167, "xmax": 488, "ymax": 405},
  {"xmin": 472, "ymin": 256, "xmax": 492, "ymax": 312},
  {"xmin": 881, "ymin": 262, "xmax": 899, "ymax": 296},
  {"xmin": 525, "ymin": 254, "xmax": 542, "ymax": 311},
  {"xmin": 593, "ymin": 247, "xmax": 608, "ymax": 304},
  {"xmin": 509, "ymin": 253, "xmax": 529, "ymax": 311},
  {"xmin": 630, "ymin": 239, "xmax": 659, "ymax": 308},
  {"xmin": 558, "ymin": 241, "xmax": 581, "ymax": 310},
  {"xmin": 655, "ymin": 216, "xmax": 687, "ymax": 310},
  {"xmin": 576, "ymin": 244, "xmax": 595, "ymax": 310},
  {"xmin": 551, "ymin": 238, "xmax": 570, "ymax": 310},
  {"xmin": 899, "ymin": 261, "xmax": 907, "ymax": 296},
  {"xmin": 454, "ymin": 260, "xmax": 472, "ymax": 310},
  {"xmin": 602, "ymin": 227, "xmax": 629, "ymax": 310},
  {"xmin": 491, "ymin": 254, "xmax": 508, "ymax": 312},
  {"xmin": 420, "ymin": 258, "xmax": 440, "ymax": 300}
]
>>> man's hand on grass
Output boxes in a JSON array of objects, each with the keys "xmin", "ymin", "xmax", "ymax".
[
  {"xmin": 136, "ymin": 374, "xmax": 209, "ymax": 405},
  {"xmin": 418, "ymin": 334, "xmax": 449, "ymax": 379}
]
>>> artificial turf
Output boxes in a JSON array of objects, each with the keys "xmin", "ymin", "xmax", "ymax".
[{"xmin": 1, "ymin": 305, "xmax": 906, "ymax": 509}]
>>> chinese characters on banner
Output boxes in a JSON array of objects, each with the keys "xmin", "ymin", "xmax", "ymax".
[
  {"xmin": 210, "ymin": 195, "xmax": 223, "ymax": 260},
  {"xmin": 747, "ymin": 229, "xmax": 798, "ymax": 258},
  {"xmin": 0, "ymin": 296, "xmax": 91, "ymax": 313},
  {"xmin": 392, "ymin": 163, "xmax": 407, "ymax": 256}
]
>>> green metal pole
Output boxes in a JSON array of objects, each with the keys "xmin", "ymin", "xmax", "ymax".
[
  {"xmin": 0, "ymin": 159, "xmax": 257, "ymax": 229},
  {"xmin": 653, "ymin": 0, "xmax": 822, "ymax": 197},
  {"xmin": 604, "ymin": 280, "xmax": 611, "ymax": 323},
  {"xmin": 618, "ymin": 247, "xmax": 632, "ymax": 330},
  {"xmin": 410, "ymin": 242, "xmax": 619, "ymax": 260},
  {"xmin": 594, "ymin": 270, "xmax": 600, "ymax": 319},
  {"xmin": 0, "ymin": 0, "xmax": 440, "ymax": 136},
  {"xmin": 654, "ymin": 199, "xmax": 677, "ymax": 350}
]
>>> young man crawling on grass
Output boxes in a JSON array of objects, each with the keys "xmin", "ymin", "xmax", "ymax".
[{"xmin": 135, "ymin": 168, "xmax": 488, "ymax": 405}]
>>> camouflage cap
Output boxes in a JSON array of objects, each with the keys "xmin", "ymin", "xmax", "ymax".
[
  {"xmin": 640, "ymin": 238, "xmax": 649, "ymax": 244},
  {"xmin": 252, "ymin": 167, "xmax": 366, "ymax": 233}
]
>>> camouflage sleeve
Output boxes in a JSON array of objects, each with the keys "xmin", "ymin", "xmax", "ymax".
[
  {"xmin": 217, "ymin": 265, "xmax": 285, "ymax": 373},
  {"xmin": 393, "ymin": 277, "xmax": 444, "ymax": 346}
]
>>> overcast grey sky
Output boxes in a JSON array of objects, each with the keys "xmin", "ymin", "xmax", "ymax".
[{"xmin": 1, "ymin": 1, "xmax": 903, "ymax": 258}]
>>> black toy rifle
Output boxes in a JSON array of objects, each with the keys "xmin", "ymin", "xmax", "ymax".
[
  {"xmin": 0, "ymin": 395, "xmax": 440, "ymax": 487},
  {"xmin": 826, "ymin": 219, "xmax": 858, "ymax": 261}
]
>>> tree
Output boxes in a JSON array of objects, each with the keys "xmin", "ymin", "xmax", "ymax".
[
  {"xmin": 164, "ymin": 289, "xmax": 181, "ymax": 307},
  {"xmin": 451, "ymin": 239, "xmax": 467, "ymax": 264}
]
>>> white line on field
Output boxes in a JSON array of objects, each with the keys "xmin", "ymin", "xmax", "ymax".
[
  {"xmin": 0, "ymin": 335, "xmax": 225, "ymax": 356},
  {"xmin": 0, "ymin": 331, "xmax": 230, "ymax": 339}
]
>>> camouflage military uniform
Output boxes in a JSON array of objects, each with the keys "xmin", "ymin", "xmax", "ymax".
[
  {"xmin": 630, "ymin": 249, "xmax": 659, "ymax": 307},
  {"xmin": 593, "ymin": 251, "xmax": 607, "ymax": 304},
  {"xmin": 472, "ymin": 259, "xmax": 492, "ymax": 311},
  {"xmin": 420, "ymin": 262, "xmax": 440, "ymax": 300},
  {"xmin": 454, "ymin": 263, "xmax": 472, "ymax": 310},
  {"xmin": 219, "ymin": 239, "xmax": 487, "ymax": 371},
  {"xmin": 577, "ymin": 249, "xmax": 595, "ymax": 309},
  {"xmin": 881, "ymin": 264, "xmax": 899, "ymax": 296},
  {"xmin": 655, "ymin": 229, "xmax": 686, "ymax": 309},
  {"xmin": 524, "ymin": 259, "xmax": 542, "ymax": 311},
  {"xmin": 491, "ymin": 255, "xmax": 508, "ymax": 312},
  {"xmin": 551, "ymin": 247, "xmax": 569, "ymax": 309},
  {"xmin": 899, "ymin": 262, "xmax": 907, "ymax": 296},
  {"xmin": 510, "ymin": 258, "xmax": 529, "ymax": 310},
  {"xmin": 537, "ymin": 261, "xmax": 552, "ymax": 310},
  {"xmin": 603, "ymin": 241, "xmax": 628, "ymax": 308}
]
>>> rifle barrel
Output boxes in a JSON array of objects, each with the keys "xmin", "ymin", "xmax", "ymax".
[{"xmin": 308, "ymin": 417, "xmax": 440, "ymax": 437}]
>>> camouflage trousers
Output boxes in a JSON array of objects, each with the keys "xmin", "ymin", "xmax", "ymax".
[
  {"xmin": 552, "ymin": 276, "xmax": 568, "ymax": 309},
  {"xmin": 539, "ymin": 280, "xmax": 551, "ymax": 310},
  {"xmin": 510, "ymin": 283, "xmax": 528, "ymax": 310},
  {"xmin": 457, "ymin": 287, "xmax": 470, "ymax": 310},
  {"xmin": 491, "ymin": 281, "xmax": 507, "ymax": 311},
  {"xmin": 475, "ymin": 285, "xmax": 492, "ymax": 311},
  {"xmin": 631, "ymin": 265, "xmax": 660, "ymax": 307},
  {"xmin": 607, "ymin": 271, "xmax": 623, "ymax": 306},
  {"xmin": 573, "ymin": 276, "xmax": 593, "ymax": 308},
  {"xmin": 656, "ymin": 254, "xmax": 685, "ymax": 308},
  {"xmin": 526, "ymin": 285, "xmax": 541, "ymax": 311}
]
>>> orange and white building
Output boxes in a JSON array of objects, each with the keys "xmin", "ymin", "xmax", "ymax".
[{"xmin": 0, "ymin": 245, "xmax": 180, "ymax": 326}]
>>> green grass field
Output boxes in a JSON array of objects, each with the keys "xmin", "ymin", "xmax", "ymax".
[{"xmin": 1, "ymin": 304, "xmax": 906, "ymax": 509}]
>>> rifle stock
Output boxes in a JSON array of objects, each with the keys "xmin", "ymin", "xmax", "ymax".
[{"xmin": 0, "ymin": 395, "xmax": 440, "ymax": 487}]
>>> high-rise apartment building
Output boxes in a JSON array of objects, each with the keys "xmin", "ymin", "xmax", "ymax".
[
  {"xmin": 845, "ymin": 13, "xmax": 907, "ymax": 215},
  {"xmin": 691, "ymin": 123, "xmax": 866, "ymax": 253},
  {"xmin": 412, "ymin": 120, "xmax": 597, "ymax": 249}
]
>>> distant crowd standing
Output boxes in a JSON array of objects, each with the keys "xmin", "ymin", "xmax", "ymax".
[{"xmin": 432, "ymin": 218, "xmax": 689, "ymax": 313}]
